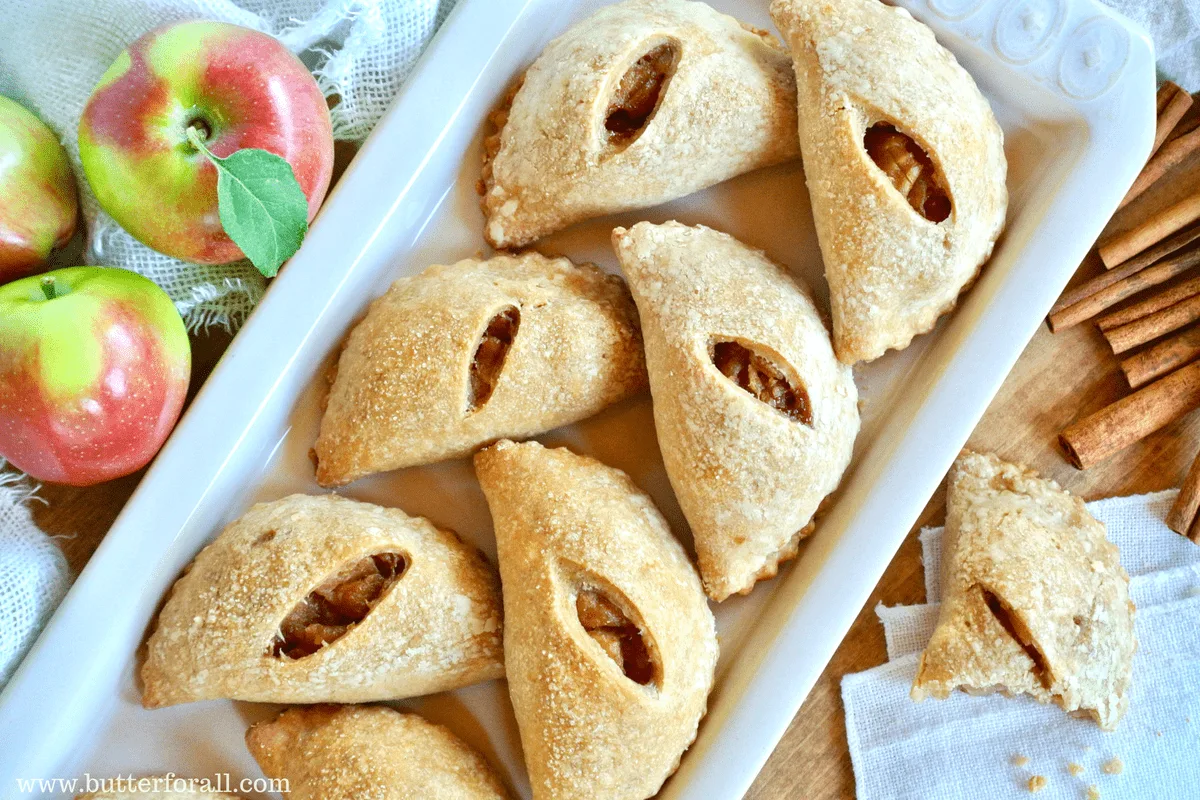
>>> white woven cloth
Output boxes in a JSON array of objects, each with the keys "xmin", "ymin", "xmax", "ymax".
[
  {"xmin": 0, "ymin": 466, "xmax": 69, "ymax": 687},
  {"xmin": 0, "ymin": 0, "xmax": 456, "ymax": 331},
  {"xmin": 846, "ymin": 490, "xmax": 1200, "ymax": 800}
]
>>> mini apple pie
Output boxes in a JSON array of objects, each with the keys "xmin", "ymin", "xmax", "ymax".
[
  {"xmin": 480, "ymin": 0, "xmax": 799, "ymax": 249},
  {"xmin": 771, "ymin": 0, "xmax": 1007, "ymax": 363},
  {"xmin": 911, "ymin": 451, "xmax": 1136, "ymax": 730},
  {"xmin": 77, "ymin": 782, "xmax": 243, "ymax": 799},
  {"xmin": 314, "ymin": 252, "xmax": 646, "ymax": 486},
  {"xmin": 474, "ymin": 440, "xmax": 717, "ymax": 800},
  {"xmin": 142, "ymin": 494, "xmax": 504, "ymax": 708},
  {"xmin": 246, "ymin": 705, "xmax": 510, "ymax": 799},
  {"xmin": 613, "ymin": 221, "xmax": 859, "ymax": 601}
]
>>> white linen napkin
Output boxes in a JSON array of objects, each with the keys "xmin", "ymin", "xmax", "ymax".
[{"xmin": 845, "ymin": 490, "xmax": 1200, "ymax": 800}]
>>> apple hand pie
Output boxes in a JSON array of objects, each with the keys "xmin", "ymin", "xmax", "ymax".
[
  {"xmin": 474, "ymin": 440, "xmax": 718, "ymax": 800},
  {"xmin": 912, "ymin": 451, "xmax": 1136, "ymax": 730},
  {"xmin": 771, "ymin": 0, "xmax": 1007, "ymax": 364},
  {"xmin": 480, "ymin": 0, "xmax": 799, "ymax": 249},
  {"xmin": 142, "ymin": 494, "xmax": 503, "ymax": 708},
  {"xmin": 246, "ymin": 705, "xmax": 510, "ymax": 799},
  {"xmin": 612, "ymin": 221, "xmax": 859, "ymax": 601},
  {"xmin": 314, "ymin": 252, "xmax": 646, "ymax": 486}
]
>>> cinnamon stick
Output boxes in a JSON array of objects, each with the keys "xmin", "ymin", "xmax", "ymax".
[
  {"xmin": 1097, "ymin": 275, "xmax": 1200, "ymax": 330},
  {"xmin": 1103, "ymin": 293, "xmax": 1200, "ymax": 354},
  {"xmin": 1157, "ymin": 81, "xmax": 1177, "ymax": 113},
  {"xmin": 1120, "ymin": 325, "xmax": 1200, "ymax": 388},
  {"xmin": 1151, "ymin": 82, "xmax": 1194, "ymax": 157},
  {"xmin": 1060, "ymin": 360, "xmax": 1200, "ymax": 469},
  {"xmin": 1054, "ymin": 226, "xmax": 1200, "ymax": 315},
  {"xmin": 1166, "ymin": 447, "xmax": 1200, "ymax": 542},
  {"xmin": 1118, "ymin": 117, "xmax": 1200, "ymax": 210},
  {"xmin": 1048, "ymin": 244, "xmax": 1200, "ymax": 331},
  {"xmin": 1098, "ymin": 191, "xmax": 1200, "ymax": 268}
]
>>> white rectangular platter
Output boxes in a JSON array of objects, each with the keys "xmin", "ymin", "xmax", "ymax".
[{"xmin": 0, "ymin": 0, "xmax": 1155, "ymax": 797}]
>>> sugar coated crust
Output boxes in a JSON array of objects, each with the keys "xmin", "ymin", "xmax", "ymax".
[
  {"xmin": 613, "ymin": 221, "xmax": 859, "ymax": 601},
  {"xmin": 314, "ymin": 252, "xmax": 646, "ymax": 486},
  {"xmin": 142, "ymin": 494, "xmax": 504, "ymax": 707},
  {"xmin": 771, "ymin": 0, "xmax": 1007, "ymax": 363},
  {"xmin": 475, "ymin": 440, "xmax": 717, "ymax": 800},
  {"xmin": 246, "ymin": 705, "xmax": 510, "ymax": 799},
  {"xmin": 481, "ymin": 0, "xmax": 799, "ymax": 248},
  {"xmin": 912, "ymin": 451, "xmax": 1136, "ymax": 730}
]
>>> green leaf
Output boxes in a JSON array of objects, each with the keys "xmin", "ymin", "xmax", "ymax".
[{"xmin": 186, "ymin": 127, "xmax": 308, "ymax": 278}]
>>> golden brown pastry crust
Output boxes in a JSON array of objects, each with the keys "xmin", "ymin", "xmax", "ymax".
[
  {"xmin": 771, "ymin": 0, "xmax": 1007, "ymax": 364},
  {"xmin": 77, "ymin": 782, "xmax": 241, "ymax": 800},
  {"xmin": 474, "ymin": 440, "xmax": 717, "ymax": 800},
  {"xmin": 142, "ymin": 494, "xmax": 503, "ymax": 708},
  {"xmin": 481, "ymin": 0, "xmax": 799, "ymax": 249},
  {"xmin": 314, "ymin": 252, "xmax": 646, "ymax": 486},
  {"xmin": 246, "ymin": 705, "xmax": 510, "ymax": 799},
  {"xmin": 912, "ymin": 451, "xmax": 1136, "ymax": 730},
  {"xmin": 612, "ymin": 221, "xmax": 859, "ymax": 601}
]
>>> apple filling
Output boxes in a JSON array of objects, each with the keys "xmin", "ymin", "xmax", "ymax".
[
  {"xmin": 863, "ymin": 123, "xmax": 951, "ymax": 223},
  {"xmin": 469, "ymin": 306, "xmax": 520, "ymax": 412},
  {"xmin": 271, "ymin": 552, "xmax": 407, "ymax": 659},
  {"xmin": 604, "ymin": 41, "xmax": 678, "ymax": 145},
  {"xmin": 712, "ymin": 340, "xmax": 812, "ymax": 425},
  {"xmin": 981, "ymin": 586, "xmax": 1052, "ymax": 690},
  {"xmin": 576, "ymin": 589, "xmax": 656, "ymax": 685}
]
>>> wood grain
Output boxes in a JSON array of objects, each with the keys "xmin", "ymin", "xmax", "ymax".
[{"xmin": 29, "ymin": 299, "xmax": 1200, "ymax": 800}]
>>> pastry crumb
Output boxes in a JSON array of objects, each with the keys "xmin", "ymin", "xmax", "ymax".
[
  {"xmin": 1012, "ymin": 754, "xmax": 1030, "ymax": 767},
  {"xmin": 1028, "ymin": 775, "xmax": 1047, "ymax": 792},
  {"xmin": 1067, "ymin": 762, "xmax": 1084, "ymax": 777},
  {"xmin": 1102, "ymin": 757, "xmax": 1123, "ymax": 775},
  {"xmin": 1087, "ymin": 786, "xmax": 1101, "ymax": 800}
]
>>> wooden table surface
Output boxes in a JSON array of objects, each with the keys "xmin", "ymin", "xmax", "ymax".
[{"xmin": 28, "ymin": 260, "xmax": 1200, "ymax": 799}]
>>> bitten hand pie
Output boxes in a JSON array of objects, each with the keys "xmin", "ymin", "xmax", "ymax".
[
  {"xmin": 142, "ymin": 494, "xmax": 503, "ymax": 708},
  {"xmin": 771, "ymin": 0, "xmax": 1007, "ymax": 363},
  {"xmin": 911, "ymin": 451, "xmax": 1136, "ymax": 730},
  {"xmin": 314, "ymin": 252, "xmax": 646, "ymax": 486},
  {"xmin": 475, "ymin": 440, "xmax": 718, "ymax": 800},
  {"xmin": 480, "ymin": 0, "xmax": 799, "ymax": 249},
  {"xmin": 613, "ymin": 221, "xmax": 859, "ymax": 601},
  {"xmin": 246, "ymin": 705, "xmax": 510, "ymax": 799},
  {"xmin": 77, "ymin": 782, "xmax": 242, "ymax": 799}
]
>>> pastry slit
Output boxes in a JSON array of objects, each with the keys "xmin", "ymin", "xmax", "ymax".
[
  {"xmin": 271, "ymin": 552, "xmax": 408, "ymax": 660},
  {"xmin": 468, "ymin": 306, "xmax": 520, "ymax": 412},
  {"xmin": 980, "ymin": 586, "xmax": 1053, "ymax": 690},
  {"xmin": 711, "ymin": 339, "xmax": 813, "ymax": 425},
  {"xmin": 863, "ymin": 122, "xmax": 952, "ymax": 223},
  {"xmin": 576, "ymin": 588, "xmax": 657, "ymax": 686},
  {"xmin": 604, "ymin": 40, "xmax": 679, "ymax": 147}
]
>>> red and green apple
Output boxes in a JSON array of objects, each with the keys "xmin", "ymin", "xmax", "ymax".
[
  {"xmin": 0, "ymin": 96, "xmax": 78, "ymax": 283},
  {"xmin": 78, "ymin": 20, "xmax": 334, "ymax": 265},
  {"xmin": 0, "ymin": 266, "xmax": 191, "ymax": 486}
]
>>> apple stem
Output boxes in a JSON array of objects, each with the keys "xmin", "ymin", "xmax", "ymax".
[
  {"xmin": 186, "ymin": 125, "xmax": 217, "ymax": 161},
  {"xmin": 41, "ymin": 276, "xmax": 57, "ymax": 301}
]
